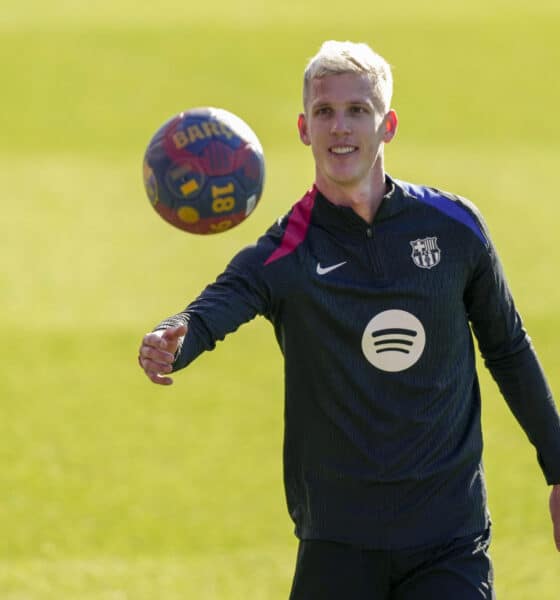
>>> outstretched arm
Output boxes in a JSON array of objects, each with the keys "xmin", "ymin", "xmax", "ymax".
[
  {"xmin": 137, "ymin": 230, "xmax": 277, "ymax": 385},
  {"xmin": 138, "ymin": 324, "xmax": 188, "ymax": 385}
]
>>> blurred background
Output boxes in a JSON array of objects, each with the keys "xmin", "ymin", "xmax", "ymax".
[{"xmin": 1, "ymin": 0, "xmax": 559, "ymax": 597}]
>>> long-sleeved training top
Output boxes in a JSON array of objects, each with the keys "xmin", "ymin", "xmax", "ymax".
[{"xmin": 157, "ymin": 176, "xmax": 560, "ymax": 549}]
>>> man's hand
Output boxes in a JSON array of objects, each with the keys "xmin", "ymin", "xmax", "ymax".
[
  {"xmin": 138, "ymin": 324, "xmax": 188, "ymax": 385},
  {"xmin": 550, "ymin": 484, "xmax": 560, "ymax": 551}
]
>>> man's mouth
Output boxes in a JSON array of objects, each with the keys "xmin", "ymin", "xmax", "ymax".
[{"xmin": 329, "ymin": 145, "xmax": 357, "ymax": 155}]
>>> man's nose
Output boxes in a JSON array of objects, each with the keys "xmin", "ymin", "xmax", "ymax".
[{"xmin": 330, "ymin": 112, "xmax": 351, "ymax": 134}]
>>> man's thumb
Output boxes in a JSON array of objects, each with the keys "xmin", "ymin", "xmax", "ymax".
[{"xmin": 162, "ymin": 324, "xmax": 188, "ymax": 342}]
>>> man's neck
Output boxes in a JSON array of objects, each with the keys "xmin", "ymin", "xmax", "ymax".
[{"xmin": 316, "ymin": 168, "xmax": 388, "ymax": 224}]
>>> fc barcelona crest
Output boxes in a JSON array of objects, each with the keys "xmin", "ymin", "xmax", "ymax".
[{"xmin": 410, "ymin": 237, "xmax": 441, "ymax": 269}]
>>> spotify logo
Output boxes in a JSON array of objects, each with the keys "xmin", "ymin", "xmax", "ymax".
[{"xmin": 361, "ymin": 310, "xmax": 426, "ymax": 372}]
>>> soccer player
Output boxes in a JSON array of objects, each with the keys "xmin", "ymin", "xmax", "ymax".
[{"xmin": 138, "ymin": 41, "xmax": 560, "ymax": 599}]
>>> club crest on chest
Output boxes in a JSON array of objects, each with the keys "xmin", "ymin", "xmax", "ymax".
[{"xmin": 410, "ymin": 237, "xmax": 441, "ymax": 270}]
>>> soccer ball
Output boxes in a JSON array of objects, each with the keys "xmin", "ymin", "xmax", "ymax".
[{"xmin": 143, "ymin": 107, "xmax": 265, "ymax": 234}]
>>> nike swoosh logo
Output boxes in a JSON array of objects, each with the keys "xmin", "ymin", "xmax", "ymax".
[{"xmin": 316, "ymin": 261, "xmax": 347, "ymax": 275}]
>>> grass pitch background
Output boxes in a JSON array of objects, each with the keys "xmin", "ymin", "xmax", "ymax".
[{"xmin": 1, "ymin": 0, "xmax": 559, "ymax": 597}]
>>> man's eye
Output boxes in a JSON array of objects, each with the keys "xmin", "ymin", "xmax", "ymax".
[
  {"xmin": 315, "ymin": 107, "xmax": 331, "ymax": 116},
  {"xmin": 350, "ymin": 106, "xmax": 367, "ymax": 114}
]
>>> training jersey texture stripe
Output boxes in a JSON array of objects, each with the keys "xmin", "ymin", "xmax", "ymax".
[
  {"xmin": 263, "ymin": 186, "xmax": 317, "ymax": 265},
  {"xmin": 395, "ymin": 179, "xmax": 488, "ymax": 247}
]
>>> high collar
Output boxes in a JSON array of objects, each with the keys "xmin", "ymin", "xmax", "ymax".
[{"xmin": 312, "ymin": 175, "xmax": 410, "ymax": 234}]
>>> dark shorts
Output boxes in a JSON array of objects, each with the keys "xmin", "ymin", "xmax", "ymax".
[{"xmin": 289, "ymin": 529, "xmax": 494, "ymax": 600}]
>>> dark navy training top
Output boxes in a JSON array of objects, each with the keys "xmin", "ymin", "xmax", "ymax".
[{"xmin": 158, "ymin": 177, "xmax": 560, "ymax": 549}]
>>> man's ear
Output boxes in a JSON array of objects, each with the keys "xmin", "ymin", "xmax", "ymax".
[
  {"xmin": 383, "ymin": 110, "xmax": 398, "ymax": 143},
  {"xmin": 298, "ymin": 113, "xmax": 311, "ymax": 146}
]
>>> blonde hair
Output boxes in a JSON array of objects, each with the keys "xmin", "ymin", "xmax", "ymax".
[{"xmin": 303, "ymin": 40, "xmax": 393, "ymax": 113}]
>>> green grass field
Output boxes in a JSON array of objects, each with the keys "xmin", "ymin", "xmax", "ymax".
[{"xmin": 1, "ymin": 0, "xmax": 559, "ymax": 597}]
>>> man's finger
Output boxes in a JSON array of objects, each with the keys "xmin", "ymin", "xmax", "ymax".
[
  {"xmin": 147, "ymin": 370, "xmax": 174, "ymax": 385},
  {"xmin": 553, "ymin": 515, "xmax": 560, "ymax": 552},
  {"xmin": 139, "ymin": 344, "xmax": 175, "ymax": 364},
  {"xmin": 553, "ymin": 518, "xmax": 560, "ymax": 551},
  {"xmin": 142, "ymin": 359, "xmax": 172, "ymax": 374},
  {"xmin": 141, "ymin": 332, "xmax": 168, "ymax": 350},
  {"xmin": 549, "ymin": 485, "xmax": 560, "ymax": 551}
]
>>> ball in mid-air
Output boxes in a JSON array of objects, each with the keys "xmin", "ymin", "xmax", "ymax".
[{"xmin": 143, "ymin": 107, "xmax": 265, "ymax": 234}]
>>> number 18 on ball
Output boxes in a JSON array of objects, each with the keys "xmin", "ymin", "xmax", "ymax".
[{"xmin": 143, "ymin": 107, "xmax": 265, "ymax": 234}]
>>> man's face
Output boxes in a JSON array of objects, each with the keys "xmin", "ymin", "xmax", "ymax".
[{"xmin": 298, "ymin": 72, "xmax": 396, "ymax": 191}]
